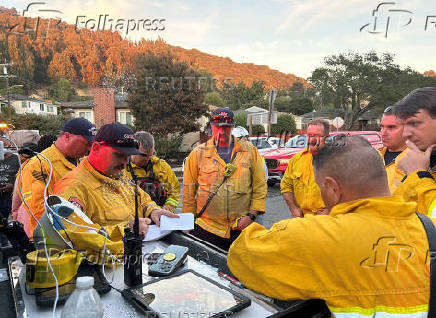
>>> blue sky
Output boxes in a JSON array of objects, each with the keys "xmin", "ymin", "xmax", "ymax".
[{"xmin": 3, "ymin": 0, "xmax": 436, "ymax": 78}]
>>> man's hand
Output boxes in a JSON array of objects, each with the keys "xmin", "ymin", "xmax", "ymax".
[
  {"xmin": 150, "ymin": 208, "xmax": 179, "ymax": 227},
  {"xmin": 291, "ymin": 207, "xmax": 304, "ymax": 218},
  {"xmin": 232, "ymin": 216, "xmax": 253, "ymax": 231},
  {"xmin": 232, "ymin": 210, "xmax": 259, "ymax": 231},
  {"xmin": 398, "ymin": 141, "xmax": 436, "ymax": 175},
  {"xmin": 128, "ymin": 217, "xmax": 151, "ymax": 236}
]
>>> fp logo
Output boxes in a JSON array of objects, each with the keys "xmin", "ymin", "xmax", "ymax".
[{"xmin": 360, "ymin": 236, "xmax": 415, "ymax": 272}]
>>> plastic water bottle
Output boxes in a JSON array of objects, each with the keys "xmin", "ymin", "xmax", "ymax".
[{"xmin": 61, "ymin": 276, "xmax": 103, "ymax": 318}]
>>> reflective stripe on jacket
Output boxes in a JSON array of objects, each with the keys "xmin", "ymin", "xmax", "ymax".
[
  {"xmin": 182, "ymin": 137, "xmax": 267, "ymax": 238},
  {"xmin": 228, "ymin": 196, "xmax": 429, "ymax": 317},
  {"xmin": 378, "ymin": 147, "xmax": 407, "ymax": 193},
  {"xmin": 124, "ymin": 156, "xmax": 180, "ymax": 211},
  {"xmin": 20, "ymin": 144, "xmax": 77, "ymax": 234},
  {"xmin": 280, "ymin": 148, "xmax": 325, "ymax": 215}
]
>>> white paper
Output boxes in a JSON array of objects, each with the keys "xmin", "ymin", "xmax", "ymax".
[
  {"xmin": 143, "ymin": 225, "xmax": 172, "ymax": 242},
  {"xmin": 160, "ymin": 213, "xmax": 194, "ymax": 231}
]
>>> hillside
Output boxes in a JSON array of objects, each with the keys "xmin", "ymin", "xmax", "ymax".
[{"xmin": 0, "ymin": 9, "xmax": 307, "ymax": 90}]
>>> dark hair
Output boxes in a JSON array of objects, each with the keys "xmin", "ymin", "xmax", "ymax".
[
  {"xmin": 308, "ymin": 119, "xmax": 330, "ymax": 136},
  {"xmin": 393, "ymin": 87, "xmax": 436, "ymax": 119},
  {"xmin": 313, "ymin": 134, "xmax": 372, "ymax": 170},
  {"xmin": 37, "ymin": 135, "xmax": 57, "ymax": 152}
]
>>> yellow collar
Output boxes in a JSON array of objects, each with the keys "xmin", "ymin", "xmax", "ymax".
[{"xmin": 330, "ymin": 196, "xmax": 417, "ymax": 218}]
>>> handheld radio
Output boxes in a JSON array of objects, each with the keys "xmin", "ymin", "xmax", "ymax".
[{"xmin": 123, "ymin": 161, "xmax": 144, "ymax": 286}]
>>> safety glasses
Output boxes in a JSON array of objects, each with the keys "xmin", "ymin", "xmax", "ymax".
[{"xmin": 210, "ymin": 115, "xmax": 234, "ymax": 125}]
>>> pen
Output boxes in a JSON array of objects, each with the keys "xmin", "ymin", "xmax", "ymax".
[{"xmin": 218, "ymin": 271, "xmax": 244, "ymax": 288}]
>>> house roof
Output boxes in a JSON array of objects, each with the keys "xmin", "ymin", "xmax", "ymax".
[
  {"xmin": 60, "ymin": 94, "xmax": 130, "ymax": 109},
  {"xmin": 301, "ymin": 108, "xmax": 344, "ymax": 119},
  {"xmin": 300, "ymin": 108, "xmax": 381, "ymax": 121},
  {"xmin": 7, "ymin": 93, "xmax": 51, "ymax": 104},
  {"xmin": 245, "ymin": 106, "xmax": 268, "ymax": 113},
  {"xmin": 60, "ymin": 100, "xmax": 95, "ymax": 109}
]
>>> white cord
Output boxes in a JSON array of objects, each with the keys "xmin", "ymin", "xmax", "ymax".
[
  {"xmin": 8, "ymin": 137, "xmax": 125, "ymax": 314},
  {"xmin": 2, "ymin": 137, "xmax": 59, "ymax": 318}
]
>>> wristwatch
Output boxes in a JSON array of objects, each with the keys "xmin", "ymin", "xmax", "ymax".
[{"xmin": 246, "ymin": 212, "xmax": 257, "ymax": 221}]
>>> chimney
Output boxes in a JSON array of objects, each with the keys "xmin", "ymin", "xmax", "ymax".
[{"xmin": 92, "ymin": 87, "xmax": 115, "ymax": 128}]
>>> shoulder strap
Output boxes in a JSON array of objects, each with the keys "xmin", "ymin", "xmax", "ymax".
[
  {"xmin": 145, "ymin": 160, "xmax": 155, "ymax": 180},
  {"xmin": 416, "ymin": 212, "xmax": 436, "ymax": 317},
  {"xmin": 196, "ymin": 152, "xmax": 238, "ymax": 219}
]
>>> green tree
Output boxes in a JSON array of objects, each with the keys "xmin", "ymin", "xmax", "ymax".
[
  {"xmin": 271, "ymin": 114, "xmax": 297, "ymax": 135},
  {"xmin": 204, "ymin": 91, "xmax": 225, "ymax": 107},
  {"xmin": 128, "ymin": 52, "xmax": 208, "ymax": 137},
  {"xmin": 235, "ymin": 113, "xmax": 248, "ymax": 129},
  {"xmin": 11, "ymin": 113, "xmax": 72, "ymax": 135},
  {"xmin": 48, "ymin": 79, "xmax": 78, "ymax": 102},
  {"xmin": 222, "ymin": 80, "xmax": 265, "ymax": 110},
  {"xmin": 288, "ymin": 82, "xmax": 305, "ymax": 98},
  {"xmin": 242, "ymin": 97, "xmax": 269, "ymax": 110},
  {"xmin": 274, "ymin": 96, "xmax": 292, "ymax": 112},
  {"xmin": 252, "ymin": 125, "xmax": 265, "ymax": 136},
  {"xmin": 309, "ymin": 51, "xmax": 436, "ymax": 128},
  {"xmin": 288, "ymin": 97, "xmax": 314, "ymax": 115}
]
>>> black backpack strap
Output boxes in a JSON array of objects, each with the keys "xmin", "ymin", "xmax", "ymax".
[
  {"xmin": 416, "ymin": 212, "xmax": 436, "ymax": 317},
  {"xmin": 145, "ymin": 160, "xmax": 155, "ymax": 180}
]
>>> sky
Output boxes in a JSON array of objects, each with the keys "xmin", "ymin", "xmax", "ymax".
[{"xmin": 3, "ymin": 0, "xmax": 436, "ymax": 79}]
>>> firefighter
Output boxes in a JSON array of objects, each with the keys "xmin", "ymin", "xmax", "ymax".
[
  {"xmin": 20, "ymin": 118, "xmax": 96, "ymax": 236},
  {"xmin": 228, "ymin": 135, "xmax": 430, "ymax": 316},
  {"xmin": 393, "ymin": 87, "xmax": 436, "ymax": 216},
  {"xmin": 281, "ymin": 119, "xmax": 328, "ymax": 217},
  {"xmin": 183, "ymin": 107, "xmax": 267, "ymax": 250},
  {"xmin": 53, "ymin": 123, "xmax": 177, "ymax": 256},
  {"xmin": 378, "ymin": 106, "xmax": 408, "ymax": 193},
  {"xmin": 126, "ymin": 131, "xmax": 179, "ymax": 212}
]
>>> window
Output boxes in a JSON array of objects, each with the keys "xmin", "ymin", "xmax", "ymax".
[
  {"xmin": 78, "ymin": 111, "xmax": 92, "ymax": 122},
  {"xmin": 118, "ymin": 111, "xmax": 133, "ymax": 125},
  {"xmin": 47, "ymin": 105, "xmax": 54, "ymax": 112},
  {"xmin": 22, "ymin": 101, "xmax": 27, "ymax": 108},
  {"xmin": 40, "ymin": 103, "xmax": 44, "ymax": 111}
]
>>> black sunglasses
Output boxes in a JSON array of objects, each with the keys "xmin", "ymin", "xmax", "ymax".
[{"xmin": 211, "ymin": 115, "xmax": 234, "ymax": 125}]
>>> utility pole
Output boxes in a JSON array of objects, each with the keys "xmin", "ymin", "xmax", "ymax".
[
  {"xmin": 267, "ymin": 89, "xmax": 276, "ymax": 136},
  {"xmin": 0, "ymin": 61, "xmax": 17, "ymax": 121}
]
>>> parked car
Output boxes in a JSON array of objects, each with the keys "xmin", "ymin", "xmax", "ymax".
[
  {"xmin": 263, "ymin": 131, "xmax": 383, "ymax": 186},
  {"xmin": 249, "ymin": 136, "xmax": 286, "ymax": 154}
]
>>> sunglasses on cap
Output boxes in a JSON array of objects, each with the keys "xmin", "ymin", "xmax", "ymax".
[
  {"xmin": 384, "ymin": 106, "xmax": 395, "ymax": 113},
  {"xmin": 100, "ymin": 139, "xmax": 139, "ymax": 149},
  {"xmin": 211, "ymin": 115, "xmax": 234, "ymax": 125}
]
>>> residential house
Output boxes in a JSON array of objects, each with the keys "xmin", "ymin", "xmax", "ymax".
[
  {"xmin": 60, "ymin": 89, "xmax": 133, "ymax": 127},
  {"xmin": 6, "ymin": 93, "xmax": 57, "ymax": 115}
]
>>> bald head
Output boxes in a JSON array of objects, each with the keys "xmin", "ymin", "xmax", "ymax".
[{"xmin": 313, "ymin": 135, "xmax": 390, "ymax": 209}]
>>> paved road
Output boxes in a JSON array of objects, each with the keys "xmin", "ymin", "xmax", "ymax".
[{"xmin": 262, "ymin": 183, "xmax": 292, "ymax": 228}]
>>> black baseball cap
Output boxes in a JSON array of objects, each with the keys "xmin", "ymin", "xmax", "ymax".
[
  {"xmin": 95, "ymin": 122, "xmax": 143, "ymax": 155},
  {"xmin": 63, "ymin": 118, "xmax": 97, "ymax": 142},
  {"xmin": 211, "ymin": 107, "xmax": 235, "ymax": 126}
]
